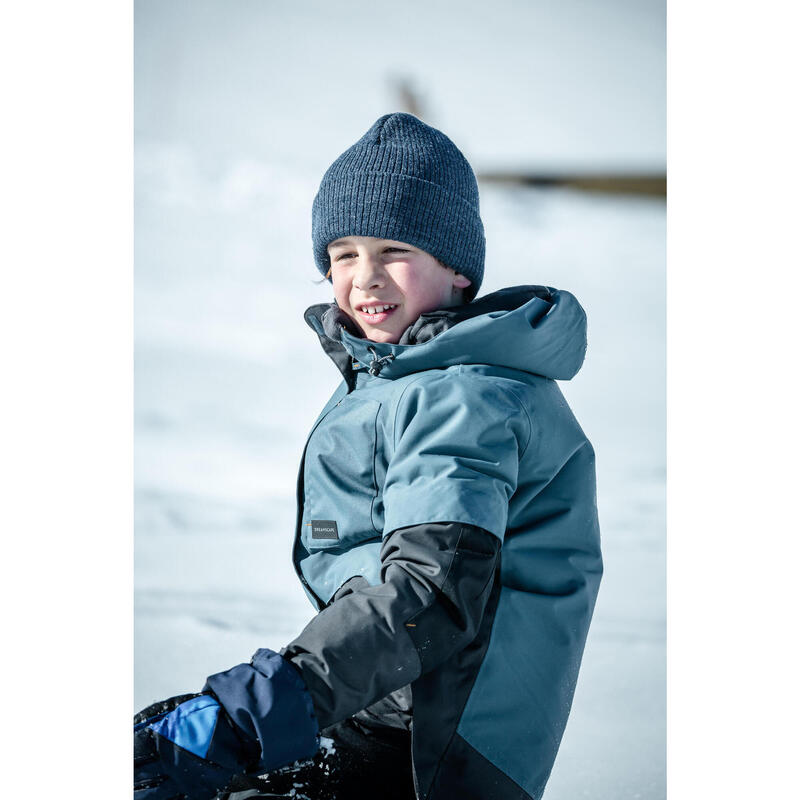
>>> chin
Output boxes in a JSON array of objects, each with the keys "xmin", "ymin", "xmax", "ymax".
[{"xmin": 367, "ymin": 330, "xmax": 400, "ymax": 344}]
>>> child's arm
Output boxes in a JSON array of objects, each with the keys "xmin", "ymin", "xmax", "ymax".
[
  {"xmin": 278, "ymin": 519, "xmax": 501, "ymax": 729},
  {"xmin": 222, "ymin": 372, "xmax": 526, "ymax": 731}
]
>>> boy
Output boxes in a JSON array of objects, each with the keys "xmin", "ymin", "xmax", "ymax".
[{"xmin": 134, "ymin": 113, "xmax": 603, "ymax": 800}]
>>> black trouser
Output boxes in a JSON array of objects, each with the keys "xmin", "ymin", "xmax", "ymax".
[{"xmin": 222, "ymin": 717, "xmax": 417, "ymax": 800}]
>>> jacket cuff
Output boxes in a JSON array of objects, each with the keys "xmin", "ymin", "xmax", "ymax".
[{"xmin": 204, "ymin": 648, "xmax": 320, "ymax": 773}]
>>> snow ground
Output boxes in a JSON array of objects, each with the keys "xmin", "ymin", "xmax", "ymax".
[{"xmin": 135, "ymin": 160, "xmax": 665, "ymax": 798}]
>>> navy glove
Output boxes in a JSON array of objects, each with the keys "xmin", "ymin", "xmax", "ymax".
[
  {"xmin": 134, "ymin": 692, "xmax": 258, "ymax": 799},
  {"xmin": 134, "ymin": 649, "xmax": 320, "ymax": 800}
]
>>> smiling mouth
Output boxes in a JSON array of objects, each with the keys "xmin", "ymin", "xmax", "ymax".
[{"xmin": 356, "ymin": 303, "xmax": 399, "ymax": 322}]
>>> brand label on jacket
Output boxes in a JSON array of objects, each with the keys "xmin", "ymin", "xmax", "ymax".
[{"xmin": 310, "ymin": 520, "xmax": 339, "ymax": 540}]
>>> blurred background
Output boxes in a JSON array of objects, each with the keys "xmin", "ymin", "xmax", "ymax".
[{"xmin": 135, "ymin": 1, "xmax": 665, "ymax": 798}]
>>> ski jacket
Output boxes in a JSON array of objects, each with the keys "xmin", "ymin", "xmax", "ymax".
[{"xmin": 279, "ymin": 285, "xmax": 603, "ymax": 800}]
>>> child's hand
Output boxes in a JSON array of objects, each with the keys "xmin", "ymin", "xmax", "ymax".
[
  {"xmin": 133, "ymin": 648, "xmax": 320, "ymax": 798},
  {"xmin": 134, "ymin": 692, "xmax": 258, "ymax": 799}
]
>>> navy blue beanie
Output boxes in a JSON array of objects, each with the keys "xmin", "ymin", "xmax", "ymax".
[{"xmin": 312, "ymin": 113, "xmax": 485, "ymax": 299}]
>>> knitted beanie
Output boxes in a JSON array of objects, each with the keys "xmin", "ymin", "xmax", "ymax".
[{"xmin": 312, "ymin": 113, "xmax": 485, "ymax": 299}]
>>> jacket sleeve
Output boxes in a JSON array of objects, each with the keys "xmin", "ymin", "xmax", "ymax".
[
  {"xmin": 280, "ymin": 374, "xmax": 528, "ymax": 730},
  {"xmin": 382, "ymin": 372, "xmax": 529, "ymax": 540},
  {"xmin": 280, "ymin": 521, "xmax": 501, "ymax": 729}
]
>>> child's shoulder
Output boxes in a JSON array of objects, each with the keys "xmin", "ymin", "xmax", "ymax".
[
  {"xmin": 387, "ymin": 364, "xmax": 535, "ymax": 421},
  {"xmin": 377, "ymin": 366, "xmax": 532, "ymax": 456}
]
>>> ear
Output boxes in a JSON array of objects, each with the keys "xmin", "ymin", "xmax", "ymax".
[{"xmin": 452, "ymin": 272, "xmax": 472, "ymax": 290}]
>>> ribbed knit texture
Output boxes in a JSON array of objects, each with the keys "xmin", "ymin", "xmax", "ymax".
[{"xmin": 312, "ymin": 113, "xmax": 485, "ymax": 297}]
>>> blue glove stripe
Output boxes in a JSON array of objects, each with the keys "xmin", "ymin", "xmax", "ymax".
[{"xmin": 149, "ymin": 695, "xmax": 221, "ymax": 760}]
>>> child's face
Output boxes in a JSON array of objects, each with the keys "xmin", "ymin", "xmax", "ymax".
[{"xmin": 327, "ymin": 236, "xmax": 472, "ymax": 344}]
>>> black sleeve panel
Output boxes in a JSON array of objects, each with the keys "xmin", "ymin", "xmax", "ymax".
[{"xmin": 279, "ymin": 522, "xmax": 501, "ymax": 730}]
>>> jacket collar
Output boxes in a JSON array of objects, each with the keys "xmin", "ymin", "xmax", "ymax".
[
  {"xmin": 304, "ymin": 286, "xmax": 555, "ymax": 387},
  {"xmin": 305, "ymin": 286, "xmax": 586, "ymax": 389}
]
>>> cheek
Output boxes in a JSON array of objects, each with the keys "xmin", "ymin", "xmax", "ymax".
[
  {"xmin": 399, "ymin": 274, "xmax": 450, "ymax": 312},
  {"xmin": 331, "ymin": 276, "xmax": 352, "ymax": 308}
]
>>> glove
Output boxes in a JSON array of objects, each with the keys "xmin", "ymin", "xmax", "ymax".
[
  {"xmin": 134, "ymin": 649, "xmax": 320, "ymax": 800},
  {"xmin": 134, "ymin": 692, "xmax": 259, "ymax": 800}
]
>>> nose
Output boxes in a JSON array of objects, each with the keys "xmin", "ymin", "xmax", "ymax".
[{"xmin": 352, "ymin": 251, "xmax": 385, "ymax": 291}]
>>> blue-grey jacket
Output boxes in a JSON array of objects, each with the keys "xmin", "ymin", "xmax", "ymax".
[{"xmin": 280, "ymin": 285, "xmax": 603, "ymax": 800}]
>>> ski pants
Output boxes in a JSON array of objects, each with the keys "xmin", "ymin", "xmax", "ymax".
[{"xmin": 221, "ymin": 717, "xmax": 417, "ymax": 800}]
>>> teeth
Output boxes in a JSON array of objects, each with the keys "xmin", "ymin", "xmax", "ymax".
[{"xmin": 362, "ymin": 304, "xmax": 396, "ymax": 314}]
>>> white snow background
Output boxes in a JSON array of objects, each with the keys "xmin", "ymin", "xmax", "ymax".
[{"xmin": 135, "ymin": 1, "xmax": 665, "ymax": 798}]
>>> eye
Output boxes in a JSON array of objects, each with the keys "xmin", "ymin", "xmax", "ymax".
[
  {"xmin": 334, "ymin": 252, "xmax": 356, "ymax": 261},
  {"xmin": 385, "ymin": 247, "xmax": 408, "ymax": 254}
]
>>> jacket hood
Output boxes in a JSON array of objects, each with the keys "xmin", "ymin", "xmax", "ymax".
[{"xmin": 304, "ymin": 285, "xmax": 587, "ymax": 384}]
